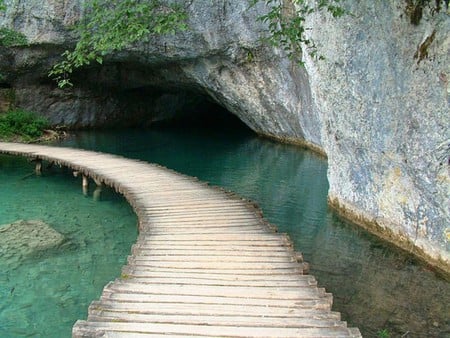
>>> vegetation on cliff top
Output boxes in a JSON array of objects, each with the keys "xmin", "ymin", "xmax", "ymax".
[
  {"xmin": 0, "ymin": 0, "xmax": 27, "ymax": 47},
  {"xmin": 49, "ymin": 0, "xmax": 187, "ymax": 88},
  {"xmin": 49, "ymin": 0, "xmax": 348, "ymax": 87},
  {"xmin": 0, "ymin": 0, "xmax": 28, "ymax": 81}
]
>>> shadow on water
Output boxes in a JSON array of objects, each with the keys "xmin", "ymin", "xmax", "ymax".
[
  {"xmin": 56, "ymin": 114, "xmax": 450, "ymax": 338},
  {"xmin": 307, "ymin": 214, "xmax": 450, "ymax": 337}
]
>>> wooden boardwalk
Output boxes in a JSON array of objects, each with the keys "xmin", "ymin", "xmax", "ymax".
[{"xmin": 0, "ymin": 142, "xmax": 361, "ymax": 338}]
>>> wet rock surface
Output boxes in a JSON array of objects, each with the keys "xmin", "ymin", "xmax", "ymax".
[{"xmin": 0, "ymin": 220, "xmax": 66, "ymax": 265}]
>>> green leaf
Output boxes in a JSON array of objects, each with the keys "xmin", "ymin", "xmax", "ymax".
[
  {"xmin": 250, "ymin": 0, "xmax": 347, "ymax": 65},
  {"xmin": 48, "ymin": 0, "xmax": 188, "ymax": 87}
]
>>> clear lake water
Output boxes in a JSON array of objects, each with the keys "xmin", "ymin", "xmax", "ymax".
[{"xmin": 0, "ymin": 117, "xmax": 449, "ymax": 337}]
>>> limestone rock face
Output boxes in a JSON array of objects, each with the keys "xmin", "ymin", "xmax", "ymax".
[
  {"xmin": 302, "ymin": 1, "xmax": 449, "ymax": 271},
  {"xmin": 0, "ymin": 0, "xmax": 448, "ymax": 272}
]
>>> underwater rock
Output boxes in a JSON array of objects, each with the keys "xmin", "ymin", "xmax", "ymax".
[{"xmin": 0, "ymin": 220, "xmax": 66, "ymax": 263}]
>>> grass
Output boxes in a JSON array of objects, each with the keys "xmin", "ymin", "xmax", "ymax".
[{"xmin": 377, "ymin": 329, "xmax": 390, "ymax": 338}]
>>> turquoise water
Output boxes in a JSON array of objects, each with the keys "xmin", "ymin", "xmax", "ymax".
[
  {"xmin": 1, "ymin": 119, "xmax": 449, "ymax": 337},
  {"xmin": 58, "ymin": 124, "xmax": 450, "ymax": 338},
  {"xmin": 0, "ymin": 155, "xmax": 137, "ymax": 337}
]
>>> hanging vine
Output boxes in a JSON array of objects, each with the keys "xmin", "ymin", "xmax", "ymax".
[
  {"xmin": 49, "ymin": 0, "xmax": 187, "ymax": 88},
  {"xmin": 249, "ymin": 0, "xmax": 347, "ymax": 65}
]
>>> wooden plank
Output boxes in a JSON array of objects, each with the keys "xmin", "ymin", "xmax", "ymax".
[
  {"xmin": 146, "ymin": 211, "xmax": 258, "ymax": 218},
  {"xmin": 142, "ymin": 204, "xmax": 252, "ymax": 212},
  {"xmin": 130, "ymin": 254, "xmax": 296, "ymax": 263},
  {"xmin": 138, "ymin": 234, "xmax": 286, "ymax": 241},
  {"xmin": 131, "ymin": 244, "xmax": 291, "ymax": 253},
  {"xmin": 89, "ymin": 300, "xmax": 337, "ymax": 318},
  {"xmin": 100, "ymin": 292, "xmax": 332, "ymax": 310},
  {"xmin": 135, "ymin": 200, "xmax": 249, "ymax": 208},
  {"xmin": 123, "ymin": 266, "xmax": 307, "ymax": 276},
  {"xmin": 142, "ymin": 220, "xmax": 265, "ymax": 227},
  {"xmin": 87, "ymin": 310, "xmax": 345, "ymax": 328},
  {"xmin": 126, "ymin": 261, "xmax": 304, "ymax": 271},
  {"xmin": 136, "ymin": 241, "xmax": 291, "ymax": 248},
  {"xmin": 147, "ymin": 215, "xmax": 260, "ymax": 222},
  {"xmin": 105, "ymin": 281, "xmax": 329, "ymax": 300},
  {"xmin": 73, "ymin": 321, "xmax": 356, "ymax": 337},
  {"xmin": 115, "ymin": 276, "xmax": 314, "ymax": 287},
  {"xmin": 130, "ymin": 247, "xmax": 293, "ymax": 257},
  {"xmin": 120, "ymin": 268, "xmax": 309, "ymax": 280},
  {"xmin": 145, "ymin": 229, "xmax": 269, "ymax": 235}
]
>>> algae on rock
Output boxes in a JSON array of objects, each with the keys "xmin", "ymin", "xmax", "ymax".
[{"xmin": 0, "ymin": 220, "xmax": 66, "ymax": 266}]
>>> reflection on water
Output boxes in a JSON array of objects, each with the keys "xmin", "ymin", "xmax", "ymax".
[
  {"xmin": 0, "ymin": 155, "xmax": 138, "ymax": 337},
  {"xmin": 58, "ymin": 124, "xmax": 450, "ymax": 338}
]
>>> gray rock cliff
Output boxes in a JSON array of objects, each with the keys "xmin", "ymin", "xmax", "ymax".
[
  {"xmin": 303, "ymin": 1, "xmax": 449, "ymax": 272},
  {"xmin": 0, "ymin": 0, "xmax": 448, "ymax": 273}
]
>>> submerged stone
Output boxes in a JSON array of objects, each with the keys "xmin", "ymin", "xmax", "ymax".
[{"xmin": 0, "ymin": 220, "xmax": 66, "ymax": 263}]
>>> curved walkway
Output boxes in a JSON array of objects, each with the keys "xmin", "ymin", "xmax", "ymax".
[{"xmin": 0, "ymin": 142, "xmax": 361, "ymax": 337}]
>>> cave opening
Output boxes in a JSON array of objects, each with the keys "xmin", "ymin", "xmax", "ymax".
[
  {"xmin": 68, "ymin": 62, "xmax": 253, "ymax": 133},
  {"xmin": 114, "ymin": 85, "xmax": 252, "ymax": 133}
]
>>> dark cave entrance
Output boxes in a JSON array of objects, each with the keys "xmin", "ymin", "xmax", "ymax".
[
  {"xmin": 68, "ymin": 62, "xmax": 253, "ymax": 132},
  {"xmin": 114, "ymin": 85, "xmax": 251, "ymax": 132}
]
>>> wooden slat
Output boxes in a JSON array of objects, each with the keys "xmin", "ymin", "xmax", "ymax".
[
  {"xmin": 114, "ymin": 276, "xmax": 314, "ymax": 287},
  {"xmin": 104, "ymin": 281, "xmax": 330, "ymax": 300},
  {"xmin": 100, "ymin": 291, "xmax": 333, "ymax": 309},
  {"xmin": 88, "ymin": 300, "xmax": 338, "ymax": 318},
  {"xmin": 130, "ymin": 247, "xmax": 293, "ymax": 257},
  {"xmin": 130, "ymin": 254, "xmax": 296, "ymax": 263},
  {"xmin": 72, "ymin": 321, "xmax": 357, "ymax": 337},
  {"xmin": 120, "ymin": 269, "xmax": 310, "ymax": 281},
  {"xmin": 122, "ymin": 266, "xmax": 308, "ymax": 276},
  {"xmin": 86, "ymin": 311, "xmax": 345, "ymax": 328}
]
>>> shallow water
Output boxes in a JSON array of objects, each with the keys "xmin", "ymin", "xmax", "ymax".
[
  {"xmin": 58, "ymin": 124, "xmax": 450, "ymax": 338},
  {"xmin": 0, "ymin": 155, "xmax": 137, "ymax": 337}
]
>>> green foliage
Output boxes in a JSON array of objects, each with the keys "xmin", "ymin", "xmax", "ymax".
[
  {"xmin": 0, "ymin": 109, "xmax": 49, "ymax": 141},
  {"xmin": 250, "ymin": 0, "xmax": 347, "ymax": 65},
  {"xmin": 0, "ymin": 0, "xmax": 28, "ymax": 81},
  {"xmin": 377, "ymin": 329, "xmax": 390, "ymax": 338},
  {"xmin": 0, "ymin": 0, "xmax": 28, "ymax": 47},
  {"xmin": 0, "ymin": 27, "xmax": 28, "ymax": 47},
  {"xmin": 49, "ymin": 0, "xmax": 188, "ymax": 88}
]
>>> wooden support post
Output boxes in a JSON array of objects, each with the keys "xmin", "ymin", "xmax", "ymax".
[
  {"xmin": 82, "ymin": 175, "xmax": 89, "ymax": 196},
  {"xmin": 295, "ymin": 252, "xmax": 304, "ymax": 263},
  {"xmin": 82, "ymin": 175, "xmax": 89, "ymax": 188},
  {"xmin": 35, "ymin": 159, "xmax": 42, "ymax": 175},
  {"xmin": 93, "ymin": 179, "xmax": 103, "ymax": 201}
]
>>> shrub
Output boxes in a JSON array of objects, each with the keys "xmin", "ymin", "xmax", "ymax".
[{"xmin": 0, "ymin": 109, "xmax": 49, "ymax": 141}]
